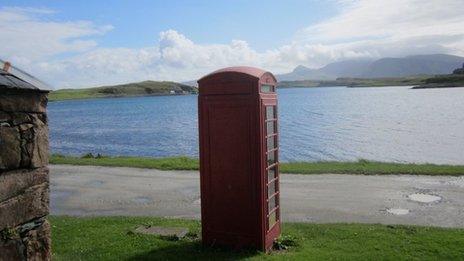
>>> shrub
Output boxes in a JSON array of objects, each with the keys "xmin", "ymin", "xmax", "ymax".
[
  {"xmin": 273, "ymin": 234, "xmax": 300, "ymax": 251},
  {"xmin": 81, "ymin": 153, "xmax": 95, "ymax": 159}
]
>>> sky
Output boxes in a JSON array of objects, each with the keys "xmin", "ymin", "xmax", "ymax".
[{"xmin": 1, "ymin": 0, "xmax": 464, "ymax": 89}]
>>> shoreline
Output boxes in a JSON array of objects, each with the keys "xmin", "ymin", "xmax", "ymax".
[
  {"xmin": 49, "ymin": 92, "xmax": 196, "ymax": 102},
  {"xmin": 50, "ymin": 154, "xmax": 464, "ymax": 176},
  {"xmin": 411, "ymin": 85, "xmax": 464, "ymax": 89}
]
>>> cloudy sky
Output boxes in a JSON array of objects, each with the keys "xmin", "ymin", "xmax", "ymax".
[{"xmin": 1, "ymin": 0, "xmax": 463, "ymax": 89}]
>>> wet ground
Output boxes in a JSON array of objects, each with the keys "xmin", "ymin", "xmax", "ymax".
[{"xmin": 50, "ymin": 165, "xmax": 464, "ymax": 228}]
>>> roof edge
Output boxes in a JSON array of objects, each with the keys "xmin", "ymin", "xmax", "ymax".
[{"xmin": 198, "ymin": 66, "xmax": 277, "ymax": 83}]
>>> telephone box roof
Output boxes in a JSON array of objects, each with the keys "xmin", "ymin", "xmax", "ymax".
[{"xmin": 198, "ymin": 66, "xmax": 277, "ymax": 83}]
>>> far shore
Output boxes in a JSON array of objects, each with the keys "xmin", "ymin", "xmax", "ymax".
[
  {"xmin": 48, "ymin": 92, "xmax": 194, "ymax": 102},
  {"xmin": 48, "ymin": 80, "xmax": 198, "ymax": 101},
  {"xmin": 411, "ymin": 85, "xmax": 464, "ymax": 89}
]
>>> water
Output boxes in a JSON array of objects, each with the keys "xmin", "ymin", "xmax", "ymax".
[{"xmin": 49, "ymin": 87, "xmax": 464, "ymax": 164}]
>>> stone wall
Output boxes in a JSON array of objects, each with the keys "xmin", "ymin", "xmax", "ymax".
[{"xmin": 0, "ymin": 89, "xmax": 50, "ymax": 261}]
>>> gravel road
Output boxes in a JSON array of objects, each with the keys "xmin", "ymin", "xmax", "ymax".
[{"xmin": 50, "ymin": 164, "xmax": 464, "ymax": 228}]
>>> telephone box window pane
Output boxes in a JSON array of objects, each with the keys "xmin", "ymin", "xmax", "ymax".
[
  {"xmin": 267, "ymin": 151, "xmax": 276, "ymax": 165},
  {"xmin": 266, "ymin": 106, "xmax": 275, "ymax": 120},
  {"xmin": 266, "ymin": 121, "xmax": 275, "ymax": 135},
  {"xmin": 268, "ymin": 195, "xmax": 277, "ymax": 211},
  {"xmin": 268, "ymin": 167, "xmax": 276, "ymax": 181},
  {"xmin": 268, "ymin": 181, "xmax": 276, "ymax": 198},
  {"xmin": 268, "ymin": 211, "xmax": 277, "ymax": 229},
  {"xmin": 261, "ymin": 85, "xmax": 274, "ymax": 93},
  {"xmin": 267, "ymin": 136, "xmax": 275, "ymax": 151}
]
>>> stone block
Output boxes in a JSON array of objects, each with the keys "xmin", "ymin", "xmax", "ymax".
[
  {"xmin": 0, "ymin": 111, "xmax": 10, "ymax": 122},
  {"xmin": 11, "ymin": 113, "xmax": 31, "ymax": 126},
  {"xmin": 22, "ymin": 220, "xmax": 51, "ymax": 261},
  {"xmin": 30, "ymin": 114, "xmax": 46, "ymax": 127},
  {"xmin": 0, "ymin": 168, "xmax": 49, "ymax": 202},
  {"xmin": 0, "ymin": 240, "xmax": 25, "ymax": 261},
  {"xmin": 18, "ymin": 122, "xmax": 49, "ymax": 169},
  {"xmin": 19, "ymin": 123, "xmax": 34, "ymax": 132},
  {"xmin": 0, "ymin": 92, "xmax": 48, "ymax": 113},
  {"xmin": 0, "ymin": 219, "xmax": 51, "ymax": 261},
  {"xmin": 0, "ymin": 183, "xmax": 49, "ymax": 229},
  {"xmin": 30, "ymin": 125, "xmax": 49, "ymax": 168},
  {"xmin": 0, "ymin": 126, "xmax": 21, "ymax": 170}
]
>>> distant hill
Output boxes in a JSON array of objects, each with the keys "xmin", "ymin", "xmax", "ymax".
[
  {"xmin": 278, "ymin": 76, "xmax": 429, "ymax": 88},
  {"xmin": 412, "ymin": 74, "xmax": 464, "ymax": 89},
  {"xmin": 50, "ymin": 81, "xmax": 198, "ymax": 101},
  {"xmin": 412, "ymin": 63, "xmax": 464, "ymax": 89},
  {"xmin": 277, "ymin": 54, "xmax": 464, "ymax": 81}
]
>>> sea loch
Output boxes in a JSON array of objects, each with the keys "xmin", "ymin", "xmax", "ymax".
[{"xmin": 49, "ymin": 86, "xmax": 464, "ymax": 164}]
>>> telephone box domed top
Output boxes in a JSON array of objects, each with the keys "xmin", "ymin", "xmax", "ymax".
[{"xmin": 198, "ymin": 66, "xmax": 277, "ymax": 84}]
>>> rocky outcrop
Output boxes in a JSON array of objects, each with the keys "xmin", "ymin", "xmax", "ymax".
[{"xmin": 0, "ymin": 89, "xmax": 50, "ymax": 261}]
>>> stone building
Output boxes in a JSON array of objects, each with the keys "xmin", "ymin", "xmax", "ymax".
[{"xmin": 0, "ymin": 62, "xmax": 51, "ymax": 260}]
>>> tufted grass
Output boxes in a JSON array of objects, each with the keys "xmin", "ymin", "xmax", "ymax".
[{"xmin": 50, "ymin": 154, "xmax": 464, "ymax": 176}]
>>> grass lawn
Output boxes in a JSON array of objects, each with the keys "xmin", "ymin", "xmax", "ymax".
[
  {"xmin": 50, "ymin": 216, "xmax": 464, "ymax": 260},
  {"xmin": 50, "ymin": 154, "xmax": 464, "ymax": 176}
]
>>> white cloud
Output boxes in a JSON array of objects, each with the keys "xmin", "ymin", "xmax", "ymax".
[
  {"xmin": 32, "ymin": 30, "xmax": 276, "ymax": 88},
  {"xmin": 299, "ymin": 0, "xmax": 464, "ymax": 43},
  {"xmin": 0, "ymin": 6, "xmax": 113, "ymax": 81},
  {"xmin": 291, "ymin": 0, "xmax": 464, "ymax": 61},
  {"xmin": 1, "ymin": 1, "xmax": 464, "ymax": 88}
]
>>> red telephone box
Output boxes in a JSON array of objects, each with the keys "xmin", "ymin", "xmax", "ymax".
[{"xmin": 198, "ymin": 66, "xmax": 280, "ymax": 251}]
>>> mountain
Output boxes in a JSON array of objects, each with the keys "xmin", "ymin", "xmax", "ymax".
[
  {"xmin": 50, "ymin": 80, "xmax": 198, "ymax": 101},
  {"xmin": 277, "ymin": 65, "xmax": 332, "ymax": 81},
  {"xmin": 364, "ymin": 54, "xmax": 464, "ymax": 78},
  {"xmin": 182, "ymin": 80, "xmax": 199, "ymax": 87},
  {"xmin": 277, "ymin": 54, "xmax": 464, "ymax": 81}
]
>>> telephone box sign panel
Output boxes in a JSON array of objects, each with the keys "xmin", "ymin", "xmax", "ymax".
[{"xmin": 198, "ymin": 66, "xmax": 280, "ymax": 251}]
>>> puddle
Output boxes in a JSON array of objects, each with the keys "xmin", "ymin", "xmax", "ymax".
[
  {"xmin": 50, "ymin": 190, "xmax": 73, "ymax": 201},
  {"xmin": 408, "ymin": 193, "xmax": 441, "ymax": 203},
  {"xmin": 386, "ymin": 208, "xmax": 409, "ymax": 215},
  {"xmin": 50, "ymin": 190, "xmax": 74, "ymax": 210},
  {"xmin": 133, "ymin": 196, "xmax": 152, "ymax": 204}
]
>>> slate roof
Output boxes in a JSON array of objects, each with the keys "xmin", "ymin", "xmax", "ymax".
[
  {"xmin": 0, "ymin": 71, "xmax": 40, "ymax": 91},
  {"xmin": 0, "ymin": 59, "xmax": 51, "ymax": 92}
]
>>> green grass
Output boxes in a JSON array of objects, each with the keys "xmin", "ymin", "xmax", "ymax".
[
  {"xmin": 50, "ymin": 154, "xmax": 199, "ymax": 171},
  {"xmin": 50, "ymin": 154, "xmax": 464, "ymax": 176},
  {"xmin": 413, "ymin": 74, "xmax": 464, "ymax": 88},
  {"xmin": 49, "ymin": 80, "xmax": 197, "ymax": 101},
  {"xmin": 279, "ymin": 160, "xmax": 464, "ymax": 176},
  {"xmin": 50, "ymin": 216, "xmax": 464, "ymax": 260}
]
